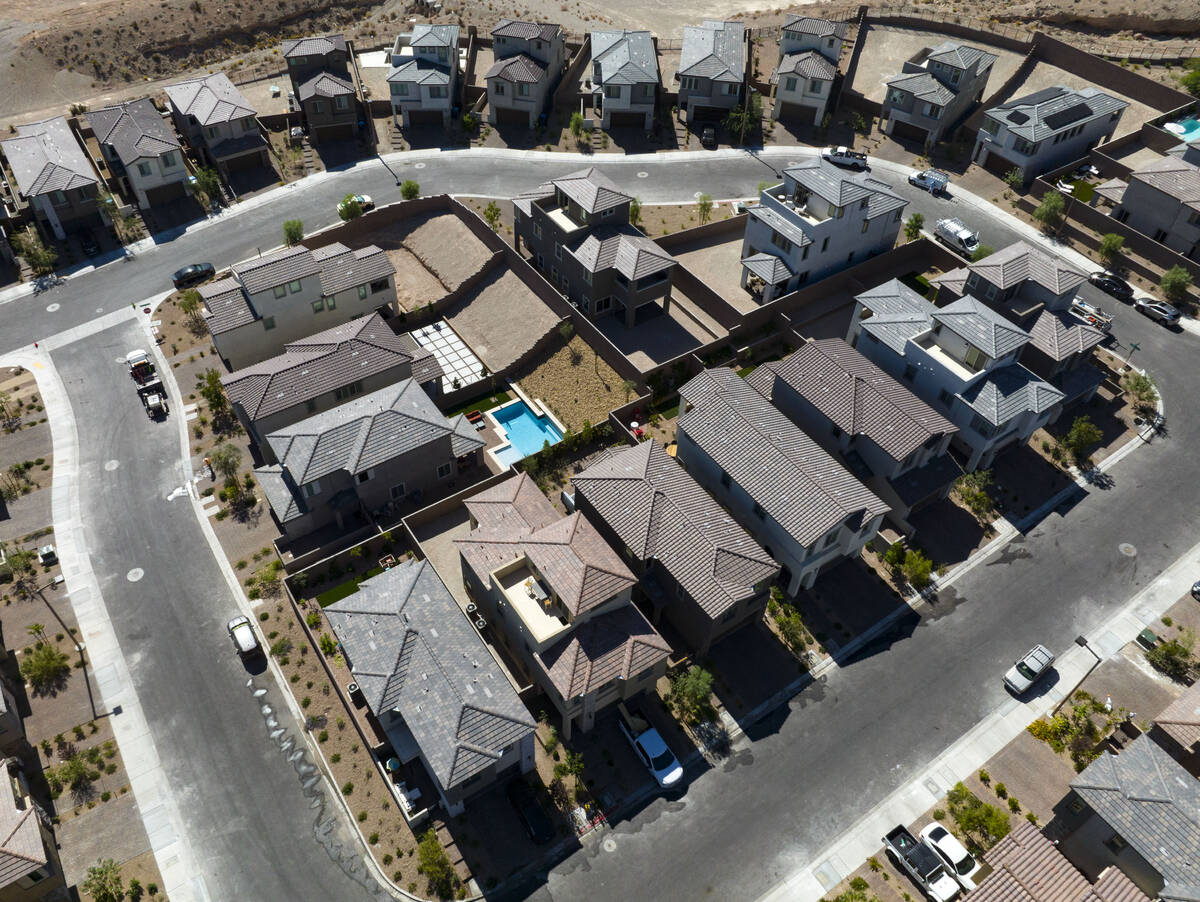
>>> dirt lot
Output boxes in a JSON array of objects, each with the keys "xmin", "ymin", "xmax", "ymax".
[
  {"xmin": 516, "ymin": 334, "xmax": 626, "ymax": 430},
  {"xmin": 446, "ymin": 268, "xmax": 560, "ymax": 374}
]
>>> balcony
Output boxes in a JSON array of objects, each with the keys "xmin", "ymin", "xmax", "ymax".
[
  {"xmin": 915, "ymin": 335, "xmax": 979, "ymax": 382},
  {"xmin": 495, "ymin": 561, "xmax": 569, "ymax": 645},
  {"xmin": 761, "ymin": 186, "xmax": 828, "ymax": 226},
  {"xmin": 546, "ymin": 205, "xmax": 587, "ymax": 236}
]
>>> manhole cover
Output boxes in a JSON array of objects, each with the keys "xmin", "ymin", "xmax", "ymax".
[
  {"xmin": 414, "ymin": 162, "xmax": 426, "ymax": 169},
  {"xmin": 126, "ymin": 568, "xmax": 144, "ymax": 582},
  {"xmin": 636, "ymin": 171, "xmax": 649, "ymax": 178},
  {"xmin": 602, "ymin": 836, "xmax": 617, "ymax": 852},
  {"xmin": 45, "ymin": 303, "xmax": 60, "ymax": 312},
  {"xmin": 1119, "ymin": 543, "xmax": 1137, "ymax": 557},
  {"xmin": 104, "ymin": 460, "xmax": 120, "ymax": 471},
  {"xmin": 693, "ymin": 191, "xmax": 704, "ymax": 199},
  {"xmin": 96, "ymin": 307, "xmax": 104, "ymax": 314},
  {"xmin": 789, "ymin": 161, "xmax": 800, "ymax": 167}
]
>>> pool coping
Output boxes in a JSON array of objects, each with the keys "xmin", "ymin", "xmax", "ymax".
[{"xmin": 483, "ymin": 384, "xmax": 568, "ymax": 472}]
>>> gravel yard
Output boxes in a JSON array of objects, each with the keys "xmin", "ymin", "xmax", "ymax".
[
  {"xmin": 398, "ymin": 214, "xmax": 494, "ymax": 292},
  {"xmin": 446, "ymin": 269, "xmax": 561, "ymax": 374},
  {"xmin": 516, "ymin": 336, "xmax": 626, "ymax": 431}
]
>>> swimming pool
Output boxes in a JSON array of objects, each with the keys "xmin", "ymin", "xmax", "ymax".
[
  {"xmin": 491, "ymin": 400, "xmax": 564, "ymax": 459},
  {"xmin": 1165, "ymin": 117, "xmax": 1200, "ymax": 144}
]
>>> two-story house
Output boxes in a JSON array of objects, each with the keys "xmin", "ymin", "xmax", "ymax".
[
  {"xmin": 748, "ymin": 339, "xmax": 961, "ymax": 536},
  {"xmin": 87, "ymin": 98, "xmax": 188, "ymax": 210},
  {"xmin": 572, "ymin": 439, "xmax": 779, "ymax": 655},
  {"xmin": 771, "ymin": 15, "xmax": 846, "ymax": 125},
  {"xmin": 931, "ymin": 241, "xmax": 1105, "ymax": 411},
  {"xmin": 165, "ymin": 72, "xmax": 269, "ymax": 180},
  {"xmin": 0, "ymin": 116, "xmax": 105, "ymax": 242},
  {"xmin": 676, "ymin": 368, "xmax": 889, "ymax": 594},
  {"xmin": 456, "ymin": 474, "xmax": 671, "ymax": 739},
  {"xmin": 513, "ymin": 167, "xmax": 676, "ymax": 327},
  {"xmin": 882, "ymin": 42, "xmax": 997, "ymax": 148},
  {"xmin": 388, "ymin": 25, "xmax": 460, "ymax": 128},
  {"xmin": 487, "ymin": 20, "xmax": 568, "ymax": 128},
  {"xmin": 973, "ymin": 86, "xmax": 1127, "ymax": 182},
  {"xmin": 326, "ymin": 559, "xmax": 536, "ymax": 816},
  {"xmin": 590, "ymin": 30, "xmax": 659, "ymax": 130},
  {"xmin": 739, "ymin": 158, "xmax": 908, "ymax": 303},
  {"xmin": 676, "ymin": 20, "xmax": 745, "ymax": 125},
  {"xmin": 1098, "ymin": 148, "xmax": 1200, "ymax": 261},
  {"xmin": 282, "ymin": 35, "xmax": 362, "ymax": 144},
  {"xmin": 256, "ymin": 378, "xmax": 484, "ymax": 543},
  {"xmin": 221, "ymin": 311, "xmax": 442, "ymax": 452},
  {"xmin": 201, "ymin": 242, "xmax": 397, "ymax": 369},
  {"xmin": 0, "ymin": 757, "xmax": 65, "ymax": 898},
  {"xmin": 847, "ymin": 278, "xmax": 1064, "ymax": 470}
]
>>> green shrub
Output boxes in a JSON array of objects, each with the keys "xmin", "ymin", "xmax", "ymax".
[{"xmin": 400, "ymin": 180, "xmax": 420, "ymax": 201}]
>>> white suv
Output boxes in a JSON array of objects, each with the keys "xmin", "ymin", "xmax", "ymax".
[
  {"xmin": 919, "ymin": 823, "xmax": 981, "ymax": 891},
  {"xmin": 1004, "ymin": 644, "xmax": 1055, "ymax": 694}
]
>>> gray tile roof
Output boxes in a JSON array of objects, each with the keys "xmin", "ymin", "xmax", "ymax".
[
  {"xmin": 264, "ymin": 378, "xmax": 483, "ymax": 485},
  {"xmin": 388, "ymin": 58, "xmax": 453, "ymax": 87},
  {"xmin": 925, "ymin": 41, "xmax": 997, "ymax": 72},
  {"xmin": 411, "ymin": 24, "xmax": 459, "ymax": 48},
  {"xmin": 741, "ymin": 252, "xmax": 793, "ymax": 284},
  {"xmin": 747, "ymin": 203, "xmax": 813, "ymax": 249},
  {"xmin": 932, "ymin": 295, "xmax": 1031, "ymax": 358},
  {"xmin": 1027, "ymin": 309, "xmax": 1106, "ymax": 362},
  {"xmin": 1155, "ymin": 680, "xmax": 1200, "ymax": 752},
  {"xmin": 782, "ymin": 14, "xmax": 848, "ymax": 39},
  {"xmin": 773, "ymin": 50, "xmax": 836, "ymax": 83},
  {"xmin": 87, "ymin": 98, "xmax": 180, "ymax": 165},
  {"xmin": 986, "ymin": 86, "xmax": 1127, "ymax": 143},
  {"xmin": 551, "ymin": 166, "xmax": 632, "ymax": 214},
  {"xmin": 1129, "ymin": 154, "xmax": 1200, "ymax": 213},
  {"xmin": 1072, "ymin": 734, "xmax": 1200, "ymax": 902},
  {"xmin": 573, "ymin": 440, "xmax": 778, "ymax": 620},
  {"xmin": 325, "ymin": 559, "xmax": 535, "ymax": 793},
  {"xmin": 234, "ymin": 245, "xmax": 323, "ymax": 295},
  {"xmin": 297, "ymin": 70, "xmax": 356, "ymax": 101},
  {"xmin": 591, "ymin": 29, "xmax": 658, "ymax": 86},
  {"xmin": 486, "ymin": 53, "xmax": 547, "ymax": 85},
  {"xmin": 968, "ymin": 241, "xmax": 1088, "ymax": 296},
  {"xmin": 491, "ymin": 19, "xmax": 561, "ymax": 42},
  {"xmin": 856, "ymin": 278, "xmax": 935, "ymax": 354},
  {"xmin": 957, "ymin": 363, "xmax": 1064, "ymax": 427},
  {"xmin": 165, "ymin": 72, "xmax": 256, "ymax": 125},
  {"xmin": 282, "ymin": 34, "xmax": 347, "ymax": 58},
  {"xmin": 679, "ymin": 20, "xmax": 745, "ymax": 83},
  {"xmin": 311, "ymin": 242, "xmax": 394, "ymax": 296},
  {"xmin": 784, "ymin": 159, "xmax": 908, "ymax": 218},
  {"xmin": 0, "ymin": 767, "xmax": 47, "ymax": 887},
  {"xmin": 568, "ymin": 225, "xmax": 675, "ymax": 279},
  {"xmin": 535, "ymin": 602, "xmax": 671, "ymax": 699},
  {"xmin": 200, "ymin": 277, "xmax": 256, "ymax": 335},
  {"xmin": 221, "ymin": 312, "xmax": 440, "ymax": 420},
  {"xmin": 679, "ymin": 368, "xmax": 889, "ymax": 546},
  {"xmin": 749, "ymin": 338, "xmax": 957, "ymax": 460},
  {"xmin": 1, "ymin": 116, "xmax": 97, "ymax": 197},
  {"xmin": 885, "ymin": 71, "xmax": 955, "ymax": 106},
  {"xmin": 1095, "ymin": 177, "xmax": 1128, "ymax": 205},
  {"xmin": 254, "ymin": 464, "xmax": 306, "ymax": 523},
  {"xmin": 464, "ymin": 471, "xmax": 561, "ymax": 532}
]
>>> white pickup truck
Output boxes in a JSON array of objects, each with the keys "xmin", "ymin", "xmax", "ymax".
[
  {"xmin": 883, "ymin": 825, "xmax": 961, "ymax": 901},
  {"xmin": 821, "ymin": 146, "xmax": 869, "ymax": 169},
  {"xmin": 934, "ymin": 218, "xmax": 980, "ymax": 257},
  {"xmin": 909, "ymin": 168, "xmax": 950, "ymax": 194}
]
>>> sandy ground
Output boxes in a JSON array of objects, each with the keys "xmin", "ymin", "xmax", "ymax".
[
  {"xmin": 445, "ymin": 268, "xmax": 561, "ymax": 373},
  {"xmin": 516, "ymin": 335, "xmax": 625, "ymax": 429},
  {"xmin": 401, "ymin": 214, "xmax": 494, "ymax": 292}
]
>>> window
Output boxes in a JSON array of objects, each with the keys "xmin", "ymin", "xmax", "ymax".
[
  {"xmin": 923, "ymin": 104, "xmax": 941, "ymax": 120},
  {"xmin": 390, "ymin": 482, "xmax": 407, "ymax": 500},
  {"xmin": 771, "ymin": 232, "xmax": 792, "ymax": 253},
  {"xmin": 950, "ymin": 69, "xmax": 960, "ymax": 85},
  {"xmin": 358, "ymin": 284, "xmax": 368, "ymax": 300},
  {"xmin": 326, "ymin": 295, "xmax": 336, "ymax": 310},
  {"xmin": 964, "ymin": 345, "xmax": 986, "ymax": 371},
  {"xmin": 518, "ymin": 83, "xmax": 531, "ymax": 97},
  {"xmin": 594, "ymin": 296, "xmax": 612, "ymax": 313},
  {"xmin": 243, "ymin": 118, "xmax": 256, "ymax": 132},
  {"xmin": 288, "ymin": 280, "xmax": 302, "ymax": 294},
  {"xmin": 533, "ymin": 222, "xmax": 543, "ymax": 239},
  {"xmin": 894, "ymin": 209, "xmax": 902, "ymax": 222},
  {"xmin": 334, "ymin": 380, "xmax": 364, "ymax": 401},
  {"xmin": 305, "ymin": 399, "xmax": 318, "ymax": 413},
  {"xmin": 1103, "ymin": 833, "xmax": 1127, "ymax": 854},
  {"xmin": 784, "ymin": 77, "xmax": 797, "ymax": 92},
  {"xmin": 1154, "ymin": 229, "xmax": 1169, "ymax": 243},
  {"xmin": 429, "ymin": 86, "xmax": 448, "ymax": 98},
  {"xmin": 494, "ymin": 82, "xmax": 505, "ymax": 96},
  {"xmin": 821, "ymin": 236, "xmax": 830, "ymax": 252},
  {"xmin": 355, "ymin": 469, "xmax": 375, "ymax": 484},
  {"xmin": 752, "ymin": 501, "xmax": 766, "ymax": 520},
  {"xmin": 303, "ymin": 480, "xmax": 322, "ymax": 498},
  {"xmin": 137, "ymin": 162, "xmax": 152, "ymax": 177},
  {"xmin": 724, "ymin": 83, "xmax": 739, "ymax": 96},
  {"xmin": 288, "ymin": 56, "xmax": 305, "ymax": 67},
  {"xmin": 312, "ymin": 299, "xmax": 325, "ymax": 313},
  {"xmin": 50, "ymin": 190, "xmax": 67, "ymax": 206},
  {"xmin": 969, "ymin": 414, "xmax": 998, "ymax": 438},
  {"xmin": 437, "ymin": 462, "xmax": 453, "ymax": 479},
  {"xmin": 604, "ymin": 84, "xmax": 622, "ymax": 99},
  {"xmin": 827, "ymin": 37, "xmax": 835, "ymax": 47},
  {"xmin": 801, "ymin": 245, "xmax": 810, "ymax": 261},
  {"xmin": 720, "ymin": 470, "xmax": 731, "ymax": 488},
  {"xmin": 640, "ymin": 83, "xmax": 654, "ymax": 99},
  {"xmin": 312, "ymin": 101, "xmax": 325, "ymax": 115},
  {"xmin": 903, "ymin": 364, "xmax": 916, "ymax": 382},
  {"xmin": 846, "ymin": 251, "xmax": 854, "ymax": 264},
  {"xmin": 371, "ymin": 278, "xmax": 389, "ymax": 294},
  {"xmin": 554, "ymin": 242, "xmax": 562, "ymax": 260},
  {"xmin": 273, "ymin": 285, "xmax": 287, "ymax": 299},
  {"xmin": 797, "ymin": 270, "xmax": 809, "ymax": 286},
  {"xmin": 205, "ymin": 126, "xmax": 220, "ymax": 139},
  {"xmin": 582, "ymin": 269, "xmax": 591, "ymax": 285},
  {"xmin": 263, "ymin": 316, "xmax": 276, "ymax": 330},
  {"xmin": 392, "ymin": 83, "xmax": 409, "ymax": 97},
  {"xmin": 810, "ymin": 80, "xmax": 822, "ymax": 94},
  {"xmin": 937, "ymin": 388, "xmax": 953, "ymax": 407},
  {"xmin": 860, "ymin": 198, "xmax": 869, "ymax": 210},
  {"xmin": 335, "ymin": 95, "xmax": 349, "ymax": 111},
  {"xmin": 861, "ymin": 220, "xmax": 869, "ymax": 234}
]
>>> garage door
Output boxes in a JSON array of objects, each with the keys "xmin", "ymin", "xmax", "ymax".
[
  {"xmin": 406, "ymin": 109, "xmax": 444, "ymax": 127},
  {"xmin": 776, "ymin": 102, "xmax": 816, "ymax": 126},
  {"xmin": 980, "ymin": 147, "xmax": 1019, "ymax": 180},
  {"xmin": 890, "ymin": 119, "xmax": 930, "ymax": 144},
  {"xmin": 495, "ymin": 106, "xmax": 529, "ymax": 127},
  {"xmin": 223, "ymin": 151, "xmax": 265, "ymax": 173},
  {"xmin": 314, "ymin": 122, "xmax": 356, "ymax": 143},
  {"xmin": 143, "ymin": 181, "xmax": 187, "ymax": 206},
  {"xmin": 688, "ymin": 104, "xmax": 723, "ymax": 123},
  {"xmin": 609, "ymin": 111, "xmax": 646, "ymax": 128}
]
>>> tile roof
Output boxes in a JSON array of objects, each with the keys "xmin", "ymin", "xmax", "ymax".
[
  {"xmin": 551, "ymin": 166, "xmax": 632, "ymax": 214},
  {"xmin": 297, "ymin": 70, "xmax": 356, "ymax": 101},
  {"xmin": 388, "ymin": 58, "xmax": 454, "ymax": 87},
  {"xmin": 486, "ymin": 53, "xmax": 547, "ymax": 84},
  {"xmin": 235, "ymin": 244, "xmax": 322, "ymax": 295},
  {"xmin": 1, "ymin": 116, "xmax": 97, "ymax": 197},
  {"xmin": 573, "ymin": 440, "xmax": 778, "ymax": 620},
  {"xmin": 958, "ymin": 363, "xmax": 1065, "ymax": 427},
  {"xmin": 886, "ymin": 71, "xmax": 956, "ymax": 105},
  {"xmin": 1095, "ymin": 178, "xmax": 1128, "ymax": 205},
  {"xmin": 568, "ymin": 225, "xmax": 676, "ymax": 279},
  {"xmin": 282, "ymin": 34, "xmax": 347, "ymax": 58},
  {"xmin": 784, "ymin": 159, "xmax": 908, "ymax": 218},
  {"xmin": 263, "ymin": 378, "xmax": 483, "ymax": 486},
  {"xmin": 535, "ymin": 603, "xmax": 671, "ymax": 699},
  {"xmin": 925, "ymin": 41, "xmax": 998, "ymax": 72},
  {"xmin": 411, "ymin": 24, "xmax": 459, "ymax": 48},
  {"xmin": 591, "ymin": 29, "xmax": 659, "ymax": 86},
  {"xmin": 87, "ymin": 98, "xmax": 180, "ymax": 165},
  {"xmin": 679, "ymin": 368, "xmax": 889, "ymax": 546},
  {"xmin": 311, "ymin": 242, "xmax": 394, "ymax": 296},
  {"xmin": 465, "ymin": 471, "xmax": 561, "ymax": 532},
  {"xmin": 1129, "ymin": 154, "xmax": 1200, "ymax": 212},
  {"xmin": 747, "ymin": 203, "xmax": 814, "ymax": 249},
  {"xmin": 773, "ymin": 50, "xmax": 837, "ymax": 82},
  {"xmin": 679, "ymin": 20, "xmax": 745, "ymax": 83},
  {"xmin": 932, "ymin": 295, "xmax": 1031, "ymax": 358},
  {"xmin": 491, "ymin": 19, "xmax": 561, "ymax": 42},
  {"xmin": 0, "ymin": 767, "xmax": 48, "ymax": 887},
  {"xmin": 741, "ymin": 252, "xmax": 794, "ymax": 284},
  {"xmin": 749, "ymin": 338, "xmax": 956, "ymax": 460},
  {"xmin": 1155, "ymin": 680, "xmax": 1200, "ymax": 751},
  {"xmin": 165, "ymin": 72, "xmax": 256, "ymax": 125},
  {"xmin": 1027, "ymin": 309, "xmax": 1106, "ymax": 362},
  {"xmin": 221, "ymin": 312, "xmax": 440, "ymax": 420},
  {"xmin": 856, "ymin": 279, "xmax": 936, "ymax": 354},
  {"xmin": 1072, "ymin": 735, "xmax": 1200, "ymax": 902},
  {"xmin": 967, "ymin": 241, "xmax": 1088, "ymax": 296},
  {"xmin": 986, "ymin": 86, "xmax": 1127, "ymax": 143},
  {"xmin": 973, "ymin": 819, "xmax": 1149, "ymax": 902},
  {"xmin": 458, "ymin": 509, "xmax": 637, "ymax": 618},
  {"xmin": 325, "ymin": 560, "xmax": 535, "ymax": 792},
  {"xmin": 782, "ymin": 14, "xmax": 848, "ymax": 39},
  {"xmin": 929, "ymin": 265, "xmax": 969, "ymax": 296},
  {"xmin": 199, "ymin": 277, "xmax": 256, "ymax": 335}
]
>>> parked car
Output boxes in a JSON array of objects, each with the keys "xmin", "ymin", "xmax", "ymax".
[
  {"xmin": 79, "ymin": 232, "xmax": 100, "ymax": 257},
  {"xmin": 908, "ymin": 168, "xmax": 950, "ymax": 194},
  {"xmin": 882, "ymin": 825, "xmax": 960, "ymax": 901},
  {"xmin": 919, "ymin": 824, "xmax": 981, "ymax": 891},
  {"xmin": 1089, "ymin": 270, "xmax": 1133, "ymax": 302},
  {"xmin": 1003, "ymin": 644, "xmax": 1055, "ymax": 694},
  {"xmin": 172, "ymin": 262, "xmax": 215, "ymax": 289},
  {"xmin": 700, "ymin": 126, "xmax": 717, "ymax": 149},
  {"xmin": 822, "ymin": 146, "xmax": 868, "ymax": 169},
  {"xmin": 1192, "ymin": 579, "xmax": 1200, "ymax": 600},
  {"xmin": 618, "ymin": 703, "xmax": 683, "ymax": 788},
  {"xmin": 506, "ymin": 779, "xmax": 554, "ymax": 845},
  {"xmin": 227, "ymin": 615, "xmax": 262, "ymax": 658},
  {"xmin": 1135, "ymin": 297, "xmax": 1181, "ymax": 325},
  {"xmin": 338, "ymin": 194, "xmax": 374, "ymax": 215},
  {"xmin": 933, "ymin": 218, "xmax": 979, "ymax": 256}
]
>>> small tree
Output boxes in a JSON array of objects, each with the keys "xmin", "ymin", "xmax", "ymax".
[
  {"xmin": 337, "ymin": 194, "xmax": 363, "ymax": 222},
  {"xmin": 1160, "ymin": 264, "xmax": 1193, "ymax": 303},
  {"xmin": 570, "ymin": 111, "xmax": 584, "ymax": 138},
  {"xmin": 970, "ymin": 245, "xmax": 995, "ymax": 262},
  {"xmin": 629, "ymin": 196, "xmax": 642, "ymax": 228},
  {"xmin": 883, "ymin": 540, "xmax": 906, "ymax": 576},
  {"xmin": 697, "ymin": 193, "xmax": 713, "ymax": 225},
  {"xmin": 21, "ymin": 643, "xmax": 71, "ymax": 693},
  {"xmin": 209, "ymin": 442, "xmax": 242, "ymax": 484},
  {"xmin": 955, "ymin": 469, "xmax": 994, "ymax": 521},
  {"xmin": 1122, "ymin": 370, "xmax": 1158, "ymax": 415},
  {"xmin": 483, "ymin": 200, "xmax": 501, "ymax": 231},
  {"xmin": 82, "ymin": 859, "xmax": 125, "ymax": 902},
  {"xmin": 903, "ymin": 213, "xmax": 924, "ymax": 242},
  {"xmin": 193, "ymin": 166, "xmax": 221, "ymax": 206},
  {"xmin": 282, "ymin": 219, "xmax": 304, "ymax": 246},
  {"xmin": 1061, "ymin": 415, "xmax": 1103, "ymax": 466},
  {"xmin": 902, "ymin": 549, "xmax": 933, "ymax": 590},
  {"xmin": 1181, "ymin": 67, "xmax": 1200, "ymax": 97},
  {"xmin": 1032, "ymin": 191, "xmax": 1065, "ymax": 232},
  {"xmin": 1098, "ymin": 233, "xmax": 1125, "ymax": 268},
  {"xmin": 670, "ymin": 665, "xmax": 715, "ymax": 723},
  {"xmin": 723, "ymin": 92, "xmax": 763, "ymax": 143},
  {"xmin": 177, "ymin": 289, "xmax": 206, "ymax": 334},
  {"xmin": 1003, "ymin": 168, "xmax": 1023, "ymax": 189},
  {"xmin": 621, "ymin": 379, "xmax": 638, "ymax": 402},
  {"xmin": 417, "ymin": 829, "xmax": 456, "ymax": 899},
  {"xmin": 400, "ymin": 179, "xmax": 420, "ymax": 201},
  {"xmin": 12, "ymin": 226, "xmax": 58, "ymax": 276}
]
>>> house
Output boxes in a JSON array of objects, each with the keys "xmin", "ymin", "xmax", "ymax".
[
  {"xmin": 847, "ymin": 279, "xmax": 1064, "ymax": 470},
  {"xmin": 388, "ymin": 25, "xmax": 460, "ymax": 128},
  {"xmin": 281, "ymin": 34, "xmax": 362, "ymax": 144},
  {"xmin": 0, "ymin": 116, "xmax": 104, "ymax": 242},
  {"xmin": 0, "ymin": 677, "xmax": 23, "ymax": 757},
  {"xmin": 0, "ymin": 757, "xmax": 65, "ymax": 899},
  {"xmin": 930, "ymin": 241, "xmax": 1105, "ymax": 411},
  {"xmin": 740, "ymin": 159, "xmax": 908, "ymax": 303},
  {"xmin": 456, "ymin": 474, "xmax": 671, "ymax": 739},
  {"xmin": 572, "ymin": 439, "xmax": 779, "ymax": 655},
  {"xmin": 881, "ymin": 41, "xmax": 997, "ymax": 148},
  {"xmin": 87, "ymin": 98, "xmax": 188, "ymax": 211},
  {"xmin": 676, "ymin": 368, "xmax": 889, "ymax": 594},
  {"xmin": 164, "ymin": 72, "xmax": 269, "ymax": 180},
  {"xmin": 487, "ymin": 20, "xmax": 568, "ymax": 128},
  {"xmin": 771, "ymin": 15, "xmax": 846, "ymax": 125},
  {"xmin": 747, "ymin": 338, "xmax": 960, "ymax": 535},
  {"xmin": 1153, "ymin": 679, "xmax": 1200, "ymax": 758},
  {"xmin": 676, "ymin": 21, "xmax": 745, "ymax": 125},
  {"xmin": 325, "ymin": 560, "xmax": 536, "ymax": 816},
  {"xmin": 221, "ymin": 311, "xmax": 442, "ymax": 451},
  {"xmin": 255, "ymin": 378, "xmax": 484, "ymax": 543},
  {"xmin": 200, "ymin": 242, "xmax": 397, "ymax": 369},
  {"xmin": 972, "ymin": 819, "xmax": 1149, "ymax": 902},
  {"xmin": 1098, "ymin": 154, "xmax": 1200, "ymax": 261},
  {"xmin": 973, "ymin": 86, "xmax": 1127, "ymax": 182},
  {"xmin": 1057, "ymin": 734, "xmax": 1200, "ymax": 901},
  {"xmin": 513, "ymin": 167, "xmax": 676, "ymax": 327},
  {"xmin": 590, "ymin": 30, "xmax": 658, "ymax": 130}
]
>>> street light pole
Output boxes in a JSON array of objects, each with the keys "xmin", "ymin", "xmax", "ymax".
[{"xmin": 739, "ymin": 86, "xmax": 757, "ymax": 148}]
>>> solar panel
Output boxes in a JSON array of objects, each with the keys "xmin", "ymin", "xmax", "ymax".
[
  {"xmin": 1006, "ymin": 111, "xmax": 1029, "ymax": 125},
  {"xmin": 1044, "ymin": 102, "xmax": 1091, "ymax": 131}
]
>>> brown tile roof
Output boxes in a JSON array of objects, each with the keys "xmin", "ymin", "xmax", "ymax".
[
  {"xmin": 234, "ymin": 245, "xmax": 322, "ymax": 295},
  {"xmin": 0, "ymin": 768, "xmax": 47, "ymax": 887},
  {"xmin": 199, "ymin": 277, "xmax": 256, "ymax": 334},
  {"xmin": 297, "ymin": 70, "xmax": 356, "ymax": 101},
  {"xmin": 486, "ymin": 53, "xmax": 547, "ymax": 84},
  {"xmin": 1155, "ymin": 680, "xmax": 1200, "ymax": 751},
  {"xmin": 165, "ymin": 72, "xmax": 255, "ymax": 125},
  {"xmin": 465, "ymin": 472, "xmax": 560, "ymax": 531},
  {"xmin": 535, "ymin": 603, "xmax": 670, "ymax": 699},
  {"xmin": 1027, "ymin": 309, "xmax": 1106, "ymax": 362},
  {"xmin": 491, "ymin": 19, "xmax": 561, "ymax": 41}
]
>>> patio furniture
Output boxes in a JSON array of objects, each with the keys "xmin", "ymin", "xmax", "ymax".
[{"xmin": 379, "ymin": 554, "xmax": 397, "ymax": 570}]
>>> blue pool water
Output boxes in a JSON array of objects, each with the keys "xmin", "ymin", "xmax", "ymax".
[
  {"xmin": 493, "ymin": 401, "xmax": 563, "ymax": 458},
  {"xmin": 1166, "ymin": 117, "xmax": 1200, "ymax": 144}
]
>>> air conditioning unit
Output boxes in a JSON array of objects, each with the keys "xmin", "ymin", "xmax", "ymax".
[
  {"xmin": 474, "ymin": 617, "xmax": 487, "ymax": 631},
  {"xmin": 466, "ymin": 602, "xmax": 477, "ymax": 614},
  {"xmin": 347, "ymin": 682, "xmax": 366, "ymax": 709}
]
